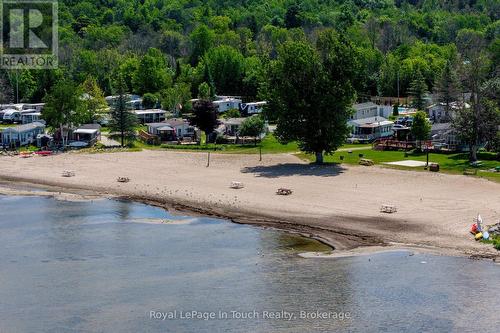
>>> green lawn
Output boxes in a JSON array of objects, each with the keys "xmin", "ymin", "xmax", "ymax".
[
  {"xmin": 154, "ymin": 134, "xmax": 300, "ymax": 154},
  {"xmin": 0, "ymin": 124, "xmax": 16, "ymax": 129},
  {"xmin": 152, "ymin": 135, "xmax": 372, "ymax": 154},
  {"xmin": 299, "ymin": 149, "xmax": 500, "ymax": 182}
]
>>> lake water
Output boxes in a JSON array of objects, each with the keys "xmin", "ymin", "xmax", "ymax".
[{"xmin": 1, "ymin": 194, "xmax": 499, "ymax": 333}]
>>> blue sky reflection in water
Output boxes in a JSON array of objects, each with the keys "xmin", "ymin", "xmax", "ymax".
[{"xmin": 0, "ymin": 195, "xmax": 499, "ymax": 333}]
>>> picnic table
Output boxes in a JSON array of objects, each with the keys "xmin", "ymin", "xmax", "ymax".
[
  {"xmin": 230, "ymin": 181, "xmax": 244, "ymax": 189},
  {"xmin": 380, "ymin": 205, "xmax": 397, "ymax": 214},
  {"xmin": 276, "ymin": 188, "xmax": 293, "ymax": 196}
]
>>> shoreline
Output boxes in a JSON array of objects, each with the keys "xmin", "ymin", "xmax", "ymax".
[
  {"xmin": 1, "ymin": 177, "xmax": 498, "ymax": 262},
  {"xmin": 0, "ymin": 150, "xmax": 499, "ymax": 261}
]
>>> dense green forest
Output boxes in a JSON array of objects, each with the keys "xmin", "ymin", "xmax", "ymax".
[{"xmin": 0, "ymin": 0, "xmax": 498, "ymax": 107}]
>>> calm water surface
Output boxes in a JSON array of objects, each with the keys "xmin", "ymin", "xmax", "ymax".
[{"xmin": 0, "ymin": 195, "xmax": 499, "ymax": 333}]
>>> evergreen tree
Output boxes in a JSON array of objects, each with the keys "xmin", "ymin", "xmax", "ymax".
[
  {"xmin": 434, "ymin": 60, "xmax": 460, "ymax": 115},
  {"xmin": 393, "ymin": 103, "xmax": 399, "ymax": 117},
  {"xmin": 109, "ymin": 76, "xmax": 137, "ymax": 147},
  {"xmin": 408, "ymin": 70, "xmax": 428, "ymax": 111}
]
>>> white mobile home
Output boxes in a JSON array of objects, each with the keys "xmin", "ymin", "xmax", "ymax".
[
  {"xmin": 1, "ymin": 122, "xmax": 45, "ymax": 147},
  {"xmin": 22, "ymin": 103, "xmax": 45, "ymax": 112},
  {"xmin": 0, "ymin": 104, "xmax": 23, "ymax": 111},
  {"xmin": 348, "ymin": 117, "xmax": 394, "ymax": 143},
  {"xmin": 240, "ymin": 101, "xmax": 267, "ymax": 116},
  {"xmin": 134, "ymin": 109, "xmax": 167, "ymax": 124},
  {"xmin": 2, "ymin": 109, "xmax": 26, "ymax": 123},
  {"xmin": 21, "ymin": 112, "xmax": 43, "ymax": 124},
  {"xmin": 147, "ymin": 119, "xmax": 196, "ymax": 141},
  {"xmin": 350, "ymin": 102, "xmax": 385, "ymax": 120},
  {"xmin": 213, "ymin": 97, "xmax": 242, "ymax": 113}
]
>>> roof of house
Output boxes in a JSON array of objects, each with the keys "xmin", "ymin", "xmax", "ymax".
[
  {"xmin": 242, "ymin": 101, "xmax": 267, "ymax": 106},
  {"xmin": 213, "ymin": 98, "xmax": 242, "ymax": 105},
  {"xmin": 428, "ymin": 102, "xmax": 471, "ymax": 110},
  {"xmin": 353, "ymin": 102, "xmax": 378, "ymax": 110},
  {"xmin": 1, "ymin": 122, "xmax": 45, "ymax": 133},
  {"xmin": 74, "ymin": 129, "xmax": 99, "ymax": 135},
  {"xmin": 156, "ymin": 125, "xmax": 174, "ymax": 131},
  {"xmin": 78, "ymin": 124, "xmax": 101, "ymax": 130},
  {"xmin": 165, "ymin": 118, "xmax": 188, "ymax": 127},
  {"xmin": 148, "ymin": 119, "xmax": 188, "ymax": 129},
  {"xmin": 349, "ymin": 117, "xmax": 393, "ymax": 127},
  {"xmin": 134, "ymin": 109, "xmax": 167, "ymax": 115},
  {"xmin": 431, "ymin": 123, "xmax": 453, "ymax": 133}
]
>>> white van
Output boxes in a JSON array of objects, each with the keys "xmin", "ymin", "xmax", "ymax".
[{"xmin": 2, "ymin": 109, "xmax": 21, "ymax": 123}]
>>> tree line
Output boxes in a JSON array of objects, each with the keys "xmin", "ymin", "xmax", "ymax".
[{"xmin": 0, "ymin": 0, "xmax": 497, "ymax": 161}]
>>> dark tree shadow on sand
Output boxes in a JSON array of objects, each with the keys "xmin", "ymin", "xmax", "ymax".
[{"xmin": 241, "ymin": 163, "xmax": 346, "ymax": 178}]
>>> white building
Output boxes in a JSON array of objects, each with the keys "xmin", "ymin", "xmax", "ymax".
[
  {"xmin": 2, "ymin": 109, "xmax": 37, "ymax": 124},
  {"xmin": 147, "ymin": 118, "xmax": 197, "ymax": 141},
  {"xmin": 134, "ymin": 109, "xmax": 167, "ymax": 124},
  {"xmin": 21, "ymin": 112, "xmax": 44, "ymax": 124},
  {"xmin": 240, "ymin": 101, "xmax": 267, "ymax": 116},
  {"xmin": 426, "ymin": 102, "xmax": 470, "ymax": 123},
  {"xmin": 1, "ymin": 122, "xmax": 45, "ymax": 147},
  {"xmin": 213, "ymin": 97, "xmax": 242, "ymax": 113},
  {"xmin": 348, "ymin": 103, "xmax": 394, "ymax": 143}
]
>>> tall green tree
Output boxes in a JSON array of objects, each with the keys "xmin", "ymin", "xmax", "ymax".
[
  {"xmin": 455, "ymin": 29, "xmax": 492, "ymax": 161},
  {"xmin": 408, "ymin": 70, "xmax": 428, "ymax": 111},
  {"xmin": 81, "ymin": 75, "xmax": 107, "ymax": 123},
  {"xmin": 142, "ymin": 93, "xmax": 159, "ymax": 109},
  {"xmin": 42, "ymin": 80, "xmax": 84, "ymax": 147},
  {"xmin": 201, "ymin": 46, "xmax": 245, "ymax": 96},
  {"xmin": 265, "ymin": 30, "xmax": 358, "ymax": 164},
  {"xmin": 434, "ymin": 60, "xmax": 461, "ymax": 115},
  {"xmin": 197, "ymin": 82, "xmax": 212, "ymax": 100},
  {"xmin": 133, "ymin": 48, "xmax": 172, "ymax": 95},
  {"xmin": 453, "ymin": 102, "xmax": 499, "ymax": 161},
  {"xmin": 189, "ymin": 25, "xmax": 215, "ymax": 66},
  {"xmin": 411, "ymin": 111, "xmax": 431, "ymax": 150},
  {"xmin": 0, "ymin": 73, "xmax": 14, "ymax": 104},
  {"xmin": 239, "ymin": 116, "xmax": 266, "ymax": 146},
  {"xmin": 161, "ymin": 83, "xmax": 192, "ymax": 116},
  {"xmin": 109, "ymin": 76, "xmax": 137, "ymax": 147}
]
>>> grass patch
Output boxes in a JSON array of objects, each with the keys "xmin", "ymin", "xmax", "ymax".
[
  {"xmin": 482, "ymin": 235, "xmax": 500, "ymax": 251},
  {"xmin": 143, "ymin": 134, "xmax": 371, "ymax": 155},
  {"xmin": 300, "ymin": 149, "xmax": 500, "ymax": 182},
  {"xmin": 141, "ymin": 134, "xmax": 300, "ymax": 154}
]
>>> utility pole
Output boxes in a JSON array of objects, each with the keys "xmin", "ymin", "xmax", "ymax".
[
  {"xmin": 14, "ymin": 69, "xmax": 20, "ymax": 104},
  {"xmin": 397, "ymin": 70, "xmax": 400, "ymax": 104}
]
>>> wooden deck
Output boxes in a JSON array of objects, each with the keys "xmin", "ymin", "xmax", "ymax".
[{"xmin": 373, "ymin": 139, "xmax": 416, "ymax": 151}]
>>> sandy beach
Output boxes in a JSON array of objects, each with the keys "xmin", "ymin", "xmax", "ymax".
[{"xmin": 0, "ymin": 150, "xmax": 499, "ymax": 258}]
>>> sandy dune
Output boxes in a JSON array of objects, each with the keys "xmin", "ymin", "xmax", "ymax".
[{"xmin": 0, "ymin": 150, "xmax": 499, "ymax": 258}]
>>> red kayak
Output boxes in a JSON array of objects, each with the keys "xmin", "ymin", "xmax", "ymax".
[{"xmin": 34, "ymin": 151, "xmax": 53, "ymax": 156}]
